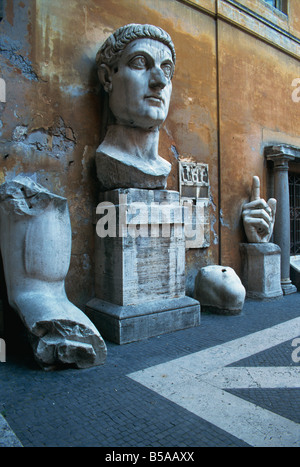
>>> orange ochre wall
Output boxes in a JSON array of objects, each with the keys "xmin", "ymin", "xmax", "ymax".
[{"xmin": 0, "ymin": 0, "xmax": 299, "ymax": 307}]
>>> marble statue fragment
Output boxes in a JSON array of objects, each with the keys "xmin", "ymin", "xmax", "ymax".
[
  {"xmin": 95, "ymin": 23, "xmax": 175, "ymax": 190},
  {"xmin": 242, "ymin": 176, "xmax": 277, "ymax": 243},
  {"xmin": 86, "ymin": 24, "xmax": 201, "ymax": 343},
  {"xmin": 241, "ymin": 177, "xmax": 282, "ymax": 299},
  {"xmin": 194, "ymin": 265, "xmax": 246, "ymax": 315},
  {"xmin": 0, "ymin": 176, "xmax": 107, "ymax": 370}
]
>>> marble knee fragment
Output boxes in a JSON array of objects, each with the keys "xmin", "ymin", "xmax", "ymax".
[{"xmin": 0, "ymin": 176, "xmax": 107, "ymax": 369}]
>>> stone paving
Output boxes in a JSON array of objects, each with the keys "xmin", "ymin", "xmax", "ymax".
[{"xmin": 0, "ymin": 293, "xmax": 299, "ymax": 448}]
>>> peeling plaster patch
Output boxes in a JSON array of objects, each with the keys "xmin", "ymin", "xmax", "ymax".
[
  {"xmin": 12, "ymin": 118, "xmax": 76, "ymax": 159},
  {"xmin": 171, "ymin": 145, "xmax": 180, "ymax": 159},
  {"xmin": 12, "ymin": 125, "xmax": 28, "ymax": 142},
  {"xmin": 64, "ymin": 126, "xmax": 76, "ymax": 143},
  {"xmin": 0, "ymin": 35, "xmax": 39, "ymax": 81},
  {"xmin": 220, "ymin": 208, "xmax": 230, "ymax": 228},
  {"xmin": 163, "ymin": 124, "xmax": 173, "ymax": 140},
  {"xmin": 211, "ymin": 214, "xmax": 219, "ymax": 245},
  {"xmin": 26, "ymin": 130, "xmax": 49, "ymax": 151},
  {"xmin": 210, "ymin": 193, "xmax": 217, "ymax": 212},
  {"xmin": 61, "ymin": 85, "xmax": 89, "ymax": 97},
  {"xmin": 209, "ymin": 194, "xmax": 219, "ymax": 245}
]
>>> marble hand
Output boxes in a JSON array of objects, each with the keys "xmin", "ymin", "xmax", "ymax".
[{"xmin": 242, "ymin": 176, "xmax": 277, "ymax": 243}]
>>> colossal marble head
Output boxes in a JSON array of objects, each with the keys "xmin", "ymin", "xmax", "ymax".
[{"xmin": 96, "ymin": 24, "xmax": 176, "ymax": 130}]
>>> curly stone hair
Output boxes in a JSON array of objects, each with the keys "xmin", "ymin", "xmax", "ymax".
[{"xmin": 96, "ymin": 23, "xmax": 176, "ymax": 70}]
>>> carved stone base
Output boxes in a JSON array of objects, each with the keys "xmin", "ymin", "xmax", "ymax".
[
  {"xmin": 87, "ymin": 188, "xmax": 200, "ymax": 343},
  {"xmin": 281, "ymin": 280, "xmax": 297, "ymax": 295},
  {"xmin": 240, "ymin": 243, "xmax": 283, "ymax": 300},
  {"xmin": 86, "ymin": 296, "xmax": 200, "ymax": 345}
]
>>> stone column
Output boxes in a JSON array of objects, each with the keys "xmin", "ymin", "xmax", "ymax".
[{"xmin": 266, "ymin": 150, "xmax": 297, "ymax": 295}]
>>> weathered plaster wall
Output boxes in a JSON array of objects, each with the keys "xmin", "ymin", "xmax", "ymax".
[
  {"xmin": 0, "ymin": 0, "xmax": 299, "ymax": 310},
  {"xmin": 218, "ymin": 5, "xmax": 300, "ymax": 274},
  {"xmin": 0, "ymin": 0, "xmax": 101, "ymax": 309},
  {"xmin": 0, "ymin": 0, "xmax": 219, "ymax": 306}
]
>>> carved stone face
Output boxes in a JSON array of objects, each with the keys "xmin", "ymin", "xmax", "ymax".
[{"xmin": 106, "ymin": 38, "xmax": 174, "ymax": 130}]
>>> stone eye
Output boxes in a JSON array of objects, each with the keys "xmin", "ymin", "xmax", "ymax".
[
  {"xmin": 161, "ymin": 62, "xmax": 173, "ymax": 79},
  {"xmin": 129, "ymin": 56, "xmax": 147, "ymax": 69}
]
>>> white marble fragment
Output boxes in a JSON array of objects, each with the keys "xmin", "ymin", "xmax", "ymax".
[
  {"xmin": 194, "ymin": 265, "xmax": 246, "ymax": 315},
  {"xmin": 95, "ymin": 24, "xmax": 175, "ymax": 190},
  {"xmin": 0, "ymin": 176, "xmax": 107, "ymax": 369},
  {"xmin": 242, "ymin": 176, "xmax": 277, "ymax": 243}
]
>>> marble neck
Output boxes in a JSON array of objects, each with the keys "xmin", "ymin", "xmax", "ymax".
[{"xmin": 103, "ymin": 125, "xmax": 160, "ymax": 161}]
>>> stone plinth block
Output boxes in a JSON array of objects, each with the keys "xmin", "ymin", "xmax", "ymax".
[
  {"xmin": 240, "ymin": 243, "xmax": 283, "ymax": 300},
  {"xmin": 194, "ymin": 265, "xmax": 246, "ymax": 315},
  {"xmin": 86, "ymin": 296, "xmax": 200, "ymax": 345},
  {"xmin": 86, "ymin": 188, "xmax": 200, "ymax": 343}
]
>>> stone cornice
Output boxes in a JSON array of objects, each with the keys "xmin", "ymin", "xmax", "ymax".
[
  {"xmin": 177, "ymin": 0, "xmax": 300, "ymax": 61},
  {"xmin": 264, "ymin": 144, "xmax": 300, "ymax": 161}
]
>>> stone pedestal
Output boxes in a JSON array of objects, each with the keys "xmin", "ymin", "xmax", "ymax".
[
  {"xmin": 86, "ymin": 297, "xmax": 200, "ymax": 345},
  {"xmin": 240, "ymin": 243, "xmax": 283, "ymax": 300},
  {"xmin": 86, "ymin": 189, "xmax": 200, "ymax": 344}
]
